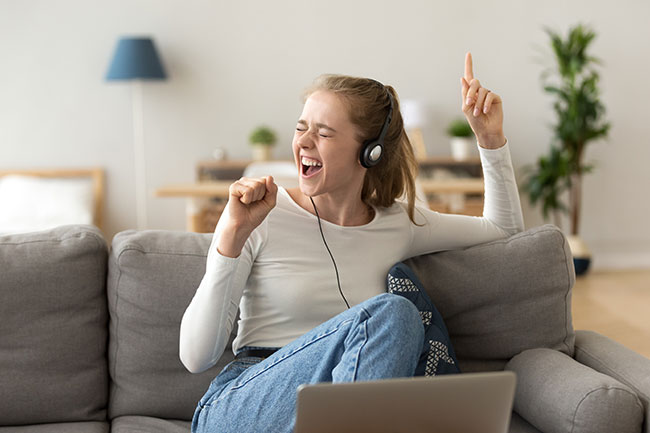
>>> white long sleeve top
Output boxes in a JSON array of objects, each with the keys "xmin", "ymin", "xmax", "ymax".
[{"xmin": 179, "ymin": 139, "xmax": 524, "ymax": 373}]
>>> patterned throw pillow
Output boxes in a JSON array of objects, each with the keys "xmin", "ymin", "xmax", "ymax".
[{"xmin": 386, "ymin": 262, "xmax": 461, "ymax": 377}]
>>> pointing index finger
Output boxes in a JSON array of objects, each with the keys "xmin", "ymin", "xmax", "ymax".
[{"xmin": 464, "ymin": 52, "xmax": 474, "ymax": 81}]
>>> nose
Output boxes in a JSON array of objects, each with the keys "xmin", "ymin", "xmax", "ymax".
[{"xmin": 296, "ymin": 129, "xmax": 316, "ymax": 149}]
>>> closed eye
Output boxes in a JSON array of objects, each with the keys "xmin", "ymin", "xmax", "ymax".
[{"xmin": 295, "ymin": 127, "xmax": 330, "ymax": 138}]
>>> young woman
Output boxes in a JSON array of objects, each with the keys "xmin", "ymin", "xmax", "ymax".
[{"xmin": 182, "ymin": 52, "xmax": 524, "ymax": 432}]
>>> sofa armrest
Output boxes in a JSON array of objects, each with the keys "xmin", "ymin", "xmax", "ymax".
[
  {"xmin": 505, "ymin": 348, "xmax": 643, "ymax": 433},
  {"xmin": 575, "ymin": 330, "xmax": 650, "ymax": 433}
]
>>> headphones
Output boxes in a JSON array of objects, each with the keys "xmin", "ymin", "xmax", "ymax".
[{"xmin": 359, "ymin": 87, "xmax": 395, "ymax": 169}]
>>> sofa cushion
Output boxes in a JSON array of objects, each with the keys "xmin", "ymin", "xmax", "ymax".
[
  {"xmin": 107, "ymin": 229, "xmax": 237, "ymax": 421},
  {"xmin": 506, "ymin": 348, "xmax": 644, "ymax": 433},
  {"xmin": 0, "ymin": 422, "xmax": 109, "ymax": 433},
  {"xmin": 457, "ymin": 358, "xmax": 508, "ymax": 373},
  {"xmin": 509, "ymin": 412, "xmax": 542, "ymax": 433},
  {"xmin": 111, "ymin": 416, "xmax": 189, "ymax": 433},
  {"xmin": 403, "ymin": 224, "xmax": 575, "ymax": 362},
  {"xmin": 0, "ymin": 225, "xmax": 109, "ymax": 426}
]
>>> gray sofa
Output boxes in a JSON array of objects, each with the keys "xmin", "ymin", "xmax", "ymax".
[{"xmin": 1, "ymin": 223, "xmax": 648, "ymax": 433}]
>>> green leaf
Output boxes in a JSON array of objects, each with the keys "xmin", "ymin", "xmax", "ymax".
[
  {"xmin": 249, "ymin": 125, "xmax": 277, "ymax": 146},
  {"xmin": 446, "ymin": 118, "xmax": 474, "ymax": 137}
]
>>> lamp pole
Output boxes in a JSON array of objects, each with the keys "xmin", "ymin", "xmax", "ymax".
[{"xmin": 131, "ymin": 79, "xmax": 147, "ymax": 230}]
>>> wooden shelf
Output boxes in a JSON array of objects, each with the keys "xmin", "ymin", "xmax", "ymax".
[
  {"xmin": 155, "ymin": 178, "xmax": 484, "ymax": 198},
  {"xmin": 196, "ymin": 157, "xmax": 483, "ymax": 181},
  {"xmin": 157, "ymin": 157, "xmax": 485, "ymax": 232}
]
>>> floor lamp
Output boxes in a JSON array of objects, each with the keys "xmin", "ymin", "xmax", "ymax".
[{"xmin": 106, "ymin": 37, "xmax": 167, "ymax": 230}]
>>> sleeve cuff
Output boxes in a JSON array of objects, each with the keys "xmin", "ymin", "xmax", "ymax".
[
  {"xmin": 214, "ymin": 248, "xmax": 240, "ymax": 264},
  {"xmin": 477, "ymin": 137, "xmax": 511, "ymax": 163},
  {"xmin": 477, "ymin": 136, "xmax": 509, "ymax": 152},
  {"xmin": 206, "ymin": 245, "xmax": 241, "ymax": 275}
]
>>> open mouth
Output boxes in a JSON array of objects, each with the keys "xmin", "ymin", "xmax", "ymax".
[
  {"xmin": 301, "ymin": 157, "xmax": 323, "ymax": 178},
  {"xmin": 302, "ymin": 164, "xmax": 323, "ymax": 177}
]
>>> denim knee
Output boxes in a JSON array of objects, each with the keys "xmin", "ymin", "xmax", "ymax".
[{"xmin": 366, "ymin": 293, "xmax": 424, "ymax": 346}]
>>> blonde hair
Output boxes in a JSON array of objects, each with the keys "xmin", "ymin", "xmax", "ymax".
[{"xmin": 301, "ymin": 74, "xmax": 423, "ymax": 226}]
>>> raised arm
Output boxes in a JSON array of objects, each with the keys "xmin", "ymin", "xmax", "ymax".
[
  {"xmin": 406, "ymin": 52, "xmax": 524, "ymax": 258},
  {"xmin": 179, "ymin": 176, "xmax": 275, "ymax": 373}
]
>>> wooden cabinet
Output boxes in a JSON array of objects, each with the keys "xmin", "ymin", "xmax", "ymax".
[
  {"xmin": 196, "ymin": 157, "xmax": 482, "ymax": 181},
  {"xmin": 416, "ymin": 156, "xmax": 484, "ymax": 216},
  {"xmin": 182, "ymin": 157, "xmax": 483, "ymax": 232},
  {"xmin": 156, "ymin": 158, "xmax": 484, "ymax": 233},
  {"xmin": 196, "ymin": 159, "xmax": 256, "ymax": 182}
]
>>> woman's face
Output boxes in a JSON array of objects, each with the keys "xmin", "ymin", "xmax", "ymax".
[{"xmin": 292, "ymin": 90, "xmax": 365, "ymax": 198}]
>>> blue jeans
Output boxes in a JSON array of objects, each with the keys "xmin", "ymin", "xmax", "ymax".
[{"xmin": 191, "ymin": 293, "xmax": 424, "ymax": 433}]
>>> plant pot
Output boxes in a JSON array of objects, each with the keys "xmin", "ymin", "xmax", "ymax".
[
  {"xmin": 566, "ymin": 235, "xmax": 592, "ymax": 276},
  {"xmin": 450, "ymin": 137, "xmax": 476, "ymax": 161},
  {"xmin": 251, "ymin": 144, "xmax": 273, "ymax": 161}
]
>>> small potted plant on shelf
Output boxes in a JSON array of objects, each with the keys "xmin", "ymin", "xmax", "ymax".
[
  {"xmin": 446, "ymin": 118, "xmax": 475, "ymax": 161},
  {"xmin": 521, "ymin": 23, "xmax": 610, "ymax": 276},
  {"xmin": 249, "ymin": 125, "xmax": 277, "ymax": 161}
]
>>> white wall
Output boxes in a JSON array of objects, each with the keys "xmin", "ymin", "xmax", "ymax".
[{"xmin": 1, "ymin": 0, "xmax": 648, "ymax": 269}]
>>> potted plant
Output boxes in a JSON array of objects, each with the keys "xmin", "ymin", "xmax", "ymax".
[
  {"xmin": 521, "ymin": 23, "xmax": 611, "ymax": 275},
  {"xmin": 446, "ymin": 118, "xmax": 475, "ymax": 161},
  {"xmin": 249, "ymin": 125, "xmax": 277, "ymax": 161}
]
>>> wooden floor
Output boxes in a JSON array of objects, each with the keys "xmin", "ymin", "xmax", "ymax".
[{"xmin": 572, "ymin": 269, "xmax": 650, "ymax": 358}]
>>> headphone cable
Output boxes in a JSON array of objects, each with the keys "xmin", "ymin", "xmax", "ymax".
[{"xmin": 309, "ymin": 196, "xmax": 350, "ymax": 309}]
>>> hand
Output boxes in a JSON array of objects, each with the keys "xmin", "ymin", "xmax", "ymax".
[
  {"xmin": 227, "ymin": 176, "xmax": 278, "ymax": 232},
  {"xmin": 460, "ymin": 52, "xmax": 506, "ymax": 149}
]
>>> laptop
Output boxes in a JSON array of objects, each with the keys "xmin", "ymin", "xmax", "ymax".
[{"xmin": 294, "ymin": 371, "xmax": 516, "ymax": 433}]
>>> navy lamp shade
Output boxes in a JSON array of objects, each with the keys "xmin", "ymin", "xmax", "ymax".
[{"xmin": 106, "ymin": 37, "xmax": 167, "ymax": 80}]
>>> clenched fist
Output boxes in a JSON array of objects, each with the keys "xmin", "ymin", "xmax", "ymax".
[
  {"xmin": 227, "ymin": 176, "xmax": 278, "ymax": 233},
  {"xmin": 217, "ymin": 176, "xmax": 278, "ymax": 258}
]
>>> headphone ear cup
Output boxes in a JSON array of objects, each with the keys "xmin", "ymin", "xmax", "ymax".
[
  {"xmin": 360, "ymin": 140, "xmax": 383, "ymax": 168},
  {"xmin": 360, "ymin": 87, "xmax": 393, "ymax": 169}
]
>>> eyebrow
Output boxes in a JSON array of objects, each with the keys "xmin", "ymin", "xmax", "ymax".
[{"xmin": 297, "ymin": 119, "xmax": 337, "ymax": 133}]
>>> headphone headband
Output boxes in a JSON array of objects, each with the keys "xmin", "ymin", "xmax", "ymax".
[
  {"xmin": 359, "ymin": 84, "xmax": 394, "ymax": 169},
  {"xmin": 378, "ymin": 92, "xmax": 394, "ymax": 144}
]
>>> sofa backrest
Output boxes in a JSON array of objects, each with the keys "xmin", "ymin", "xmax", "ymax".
[
  {"xmin": 404, "ymin": 224, "xmax": 576, "ymax": 372},
  {"xmin": 107, "ymin": 228, "xmax": 235, "ymax": 421},
  {"xmin": 0, "ymin": 224, "xmax": 109, "ymax": 426},
  {"xmin": 0, "ymin": 223, "xmax": 576, "ymax": 425},
  {"xmin": 107, "ymin": 223, "xmax": 575, "ymax": 421}
]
